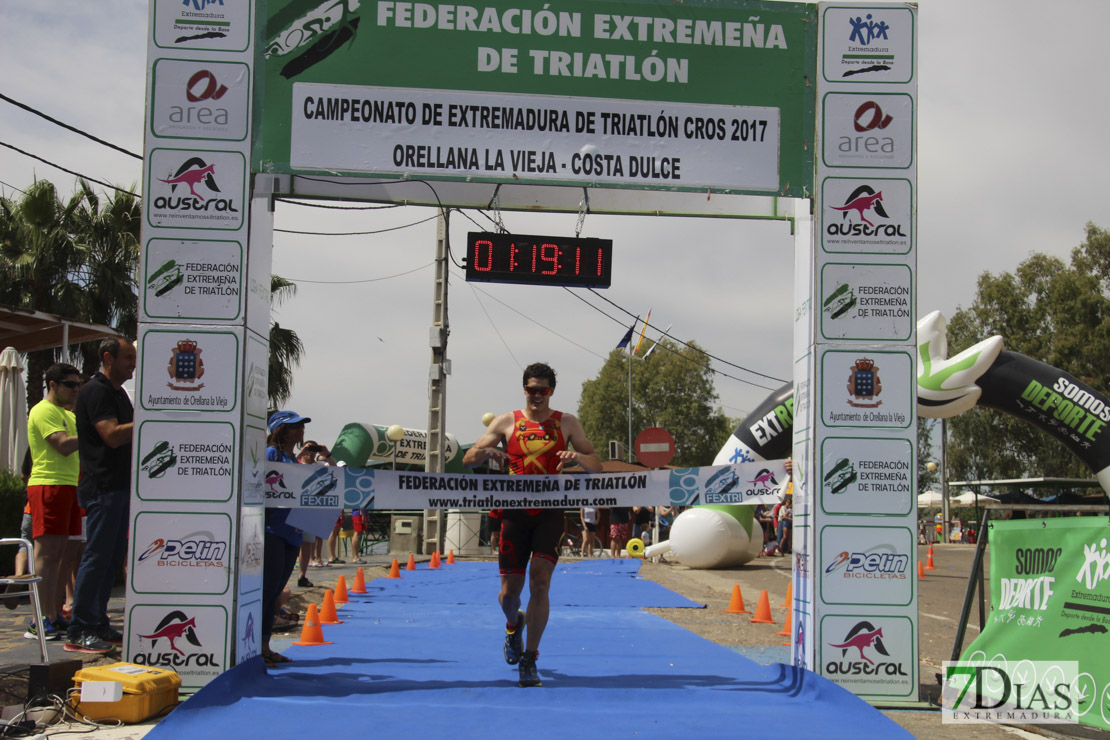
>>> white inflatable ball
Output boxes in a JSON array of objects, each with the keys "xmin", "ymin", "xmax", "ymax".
[{"xmin": 667, "ymin": 507, "xmax": 760, "ymax": 569}]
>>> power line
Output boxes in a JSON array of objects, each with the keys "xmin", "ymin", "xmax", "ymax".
[
  {"xmin": 275, "ymin": 197, "xmax": 403, "ymax": 211},
  {"xmin": 0, "ymin": 140, "xmax": 137, "ymax": 197},
  {"xmin": 283, "ymin": 262, "xmax": 433, "ymax": 285},
  {"xmin": 274, "ymin": 213, "xmax": 438, "ymax": 236},
  {"xmin": 0, "ymin": 93, "xmax": 143, "ymax": 160}
]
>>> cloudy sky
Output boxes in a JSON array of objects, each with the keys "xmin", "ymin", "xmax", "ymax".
[{"xmin": 2, "ymin": 0, "xmax": 1109, "ymax": 453}]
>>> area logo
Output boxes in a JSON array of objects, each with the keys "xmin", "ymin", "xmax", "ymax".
[
  {"xmin": 846, "ymin": 358, "xmax": 882, "ymax": 408},
  {"xmin": 186, "ymin": 70, "xmax": 228, "ymax": 102},
  {"xmin": 825, "ymin": 547, "xmax": 908, "ymax": 578},
  {"xmin": 826, "ymin": 620, "xmax": 907, "ymax": 676},
  {"xmin": 837, "ymin": 101, "xmax": 896, "ymax": 157},
  {"xmin": 140, "ymin": 440, "xmax": 177, "ymax": 479},
  {"xmin": 135, "ymin": 610, "xmax": 222, "ymax": 669},
  {"xmin": 167, "ymin": 339, "xmax": 205, "ymax": 392},
  {"xmin": 854, "ymin": 102, "xmax": 893, "ymax": 132}
]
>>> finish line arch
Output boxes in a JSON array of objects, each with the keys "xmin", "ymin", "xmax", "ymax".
[{"xmin": 133, "ymin": 0, "xmax": 917, "ymax": 699}]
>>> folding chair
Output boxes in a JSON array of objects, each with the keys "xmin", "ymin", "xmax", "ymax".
[{"xmin": 0, "ymin": 538, "xmax": 49, "ymax": 663}]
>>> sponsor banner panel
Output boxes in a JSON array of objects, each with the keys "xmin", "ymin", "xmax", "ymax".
[
  {"xmin": 131, "ymin": 511, "xmax": 232, "ymax": 596},
  {"xmin": 142, "ymin": 237, "xmax": 244, "ymax": 322},
  {"xmin": 257, "ymin": 0, "xmax": 817, "ymax": 197},
  {"xmin": 127, "ymin": 602, "xmax": 229, "ymax": 690},
  {"xmin": 819, "ymin": 523, "xmax": 914, "ymax": 606},
  {"xmin": 146, "ymin": 148, "xmax": 246, "ymax": 231},
  {"xmin": 242, "ymin": 422, "xmax": 267, "ymax": 506},
  {"xmin": 239, "ymin": 506, "xmax": 264, "ymax": 595},
  {"xmin": 820, "ymin": 177, "xmax": 912, "ymax": 254},
  {"xmin": 244, "ymin": 194, "xmax": 275, "ymax": 337},
  {"xmin": 153, "ymin": 0, "xmax": 252, "ymax": 53},
  {"xmin": 135, "ymin": 419, "xmax": 236, "ymax": 502},
  {"xmin": 138, "ymin": 326, "xmax": 241, "ymax": 414},
  {"xmin": 151, "ymin": 58, "xmax": 250, "ymax": 141},
  {"xmin": 821, "ymin": 92, "xmax": 913, "ymax": 169},
  {"xmin": 819, "ymin": 436, "xmax": 913, "ymax": 516},
  {"xmin": 237, "ymin": 598, "xmax": 262, "ymax": 665},
  {"xmin": 820, "ymin": 613, "xmax": 916, "ymax": 698},
  {"xmin": 820, "ymin": 262, "xmax": 912, "ymax": 341},
  {"xmin": 820, "ymin": 6, "xmax": 915, "ymax": 85},
  {"xmin": 244, "ymin": 331, "xmax": 268, "ymax": 423},
  {"xmin": 263, "ymin": 461, "xmax": 788, "ymax": 510},
  {"xmin": 958, "ymin": 518, "xmax": 1110, "ymax": 732},
  {"xmin": 819, "ymin": 348, "xmax": 913, "ymax": 429},
  {"xmin": 290, "ymin": 84, "xmax": 780, "ymax": 192}
]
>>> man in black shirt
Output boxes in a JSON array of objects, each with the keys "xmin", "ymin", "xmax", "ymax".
[{"xmin": 64, "ymin": 338, "xmax": 136, "ymax": 654}]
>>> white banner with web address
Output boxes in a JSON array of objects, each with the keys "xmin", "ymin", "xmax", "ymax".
[{"xmin": 263, "ymin": 460, "xmax": 788, "ymax": 510}]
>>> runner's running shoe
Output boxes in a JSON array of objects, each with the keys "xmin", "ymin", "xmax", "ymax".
[
  {"xmin": 503, "ymin": 610, "xmax": 525, "ymax": 665},
  {"xmin": 518, "ymin": 651, "xmax": 542, "ymax": 687},
  {"xmin": 24, "ymin": 617, "xmax": 58, "ymax": 641},
  {"xmin": 63, "ymin": 632, "xmax": 113, "ymax": 655}
]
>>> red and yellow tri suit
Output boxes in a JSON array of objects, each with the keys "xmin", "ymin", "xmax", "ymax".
[{"xmin": 496, "ymin": 410, "xmax": 567, "ymax": 574}]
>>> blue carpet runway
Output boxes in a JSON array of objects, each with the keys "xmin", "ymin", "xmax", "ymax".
[{"xmin": 148, "ymin": 560, "xmax": 911, "ymax": 739}]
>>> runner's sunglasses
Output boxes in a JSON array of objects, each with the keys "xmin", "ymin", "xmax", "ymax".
[{"xmin": 523, "ymin": 386, "xmax": 553, "ymax": 396}]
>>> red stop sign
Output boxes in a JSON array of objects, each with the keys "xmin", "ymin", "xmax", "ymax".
[{"xmin": 635, "ymin": 427, "xmax": 675, "ymax": 468}]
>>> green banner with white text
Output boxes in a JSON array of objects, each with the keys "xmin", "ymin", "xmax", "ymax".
[
  {"xmin": 254, "ymin": 0, "xmax": 817, "ymax": 196},
  {"xmin": 960, "ymin": 517, "xmax": 1110, "ymax": 731}
]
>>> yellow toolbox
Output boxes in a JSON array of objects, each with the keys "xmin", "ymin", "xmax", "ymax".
[{"xmin": 71, "ymin": 662, "xmax": 181, "ymax": 723}]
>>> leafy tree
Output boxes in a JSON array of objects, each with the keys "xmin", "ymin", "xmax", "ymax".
[
  {"xmin": 69, "ymin": 180, "xmax": 141, "ymax": 376},
  {"xmin": 945, "ymin": 223, "xmax": 1110, "ymax": 482},
  {"xmin": 0, "ymin": 180, "xmax": 85, "ymax": 404},
  {"xmin": 578, "ymin": 339, "xmax": 731, "ymax": 467},
  {"xmin": 268, "ymin": 275, "xmax": 304, "ymax": 409},
  {"xmin": 917, "ymin": 417, "xmax": 938, "ymax": 493}
]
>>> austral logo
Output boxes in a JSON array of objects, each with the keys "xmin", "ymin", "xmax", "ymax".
[
  {"xmin": 137, "ymin": 536, "xmax": 227, "ymax": 568},
  {"xmin": 827, "ymin": 185, "xmax": 907, "ymax": 239},
  {"xmin": 826, "ymin": 621, "xmax": 907, "ymax": 676},
  {"xmin": 135, "ymin": 610, "xmax": 221, "ymax": 669},
  {"xmin": 153, "ymin": 157, "xmax": 239, "ymax": 213},
  {"xmin": 825, "ymin": 548, "xmax": 908, "ymax": 579}
]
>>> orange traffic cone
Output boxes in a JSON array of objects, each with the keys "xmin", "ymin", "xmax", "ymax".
[
  {"xmin": 351, "ymin": 567, "xmax": 367, "ymax": 594},
  {"xmin": 334, "ymin": 575, "xmax": 349, "ymax": 604},
  {"xmin": 918, "ymin": 560, "xmax": 927, "ymax": 578},
  {"xmin": 387, "ymin": 558, "xmax": 401, "ymax": 579},
  {"xmin": 406, "ymin": 553, "xmax": 417, "ymax": 571},
  {"xmin": 780, "ymin": 581, "xmax": 793, "ymax": 608},
  {"xmin": 319, "ymin": 589, "xmax": 344, "ymax": 625},
  {"xmin": 292, "ymin": 603, "xmax": 333, "ymax": 646},
  {"xmin": 447, "ymin": 550, "xmax": 456, "ymax": 564},
  {"xmin": 750, "ymin": 590, "xmax": 776, "ymax": 625},
  {"xmin": 429, "ymin": 551, "xmax": 441, "ymax": 569},
  {"xmin": 776, "ymin": 608, "xmax": 793, "ymax": 638},
  {"xmin": 723, "ymin": 584, "xmax": 750, "ymax": 614},
  {"xmin": 926, "ymin": 550, "xmax": 937, "ymax": 570}
]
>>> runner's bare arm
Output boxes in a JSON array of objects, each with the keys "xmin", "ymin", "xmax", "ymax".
[
  {"xmin": 462, "ymin": 412, "xmax": 512, "ymax": 468},
  {"xmin": 556, "ymin": 414, "xmax": 602, "ymax": 473}
]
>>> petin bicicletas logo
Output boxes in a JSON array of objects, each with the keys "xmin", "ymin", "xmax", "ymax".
[
  {"xmin": 824, "ymin": 548, "xmax": 908, "ymax": 580},
  {"xmin": 846, "ymin": 358, "xmax": 882, "ymax": 408},
  {"xmin": 134, "ymin": 610, "xmax": 221, "ymax": 669},
  {"xmin": 167, "ymin": 339, "xmax": 205, "ymax": 391},
  {"xmin": 153, "ymin": 157, "xmax": 239, "ymax": 213},
  {"xmin": 825, "ymin": 620, "xmax": 906, "ymax": 676},
  {"xmin": 137, "ymin": 536, "xmax": 227, "ymax": 569}
]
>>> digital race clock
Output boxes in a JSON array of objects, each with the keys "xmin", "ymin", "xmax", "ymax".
[{"xmin": 464, "ymin": 232, "xmax": 612, "ymax": 289}]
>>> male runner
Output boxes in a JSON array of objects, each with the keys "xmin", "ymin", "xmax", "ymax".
[{"xmin": 463, "ymin": 362, "xmax": 601, "ymax": 687}]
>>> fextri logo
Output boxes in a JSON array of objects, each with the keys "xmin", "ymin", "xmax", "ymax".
[
  {"xmin": 137, "ymin": 536, "xmax": 227, "ymax": 567},
  {"xmin": 825, "ymin": 548, "xmax": 908, "ymax": 579}
]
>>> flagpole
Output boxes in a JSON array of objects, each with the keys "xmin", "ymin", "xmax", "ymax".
[{"xmin": 627, "ymin": 339, "xmax": 632, "ymax": 462}]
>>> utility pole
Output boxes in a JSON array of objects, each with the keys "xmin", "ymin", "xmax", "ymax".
[{"xmin": 425, "ymin": 209, "xmax": 450, "ymax": 554}]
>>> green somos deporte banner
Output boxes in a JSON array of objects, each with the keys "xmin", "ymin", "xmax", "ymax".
[
  {"xmin": 959, "ymin": 518, "xmax": 1110, "ymax": 731},
  {"xmin": 254, "ymin": 0, "xmax": 817, "ymax": 197}
]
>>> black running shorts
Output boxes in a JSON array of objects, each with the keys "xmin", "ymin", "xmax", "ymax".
[{"xmin": 497, "ymin": 509, "xmax": 563, "ymax": 575}]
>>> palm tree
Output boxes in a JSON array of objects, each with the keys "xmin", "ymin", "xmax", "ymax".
[
  {"xmin": 69, "ymin": 180, "xmax": 141, "ymax": 376},
  {"xmin": 268, "ymin": 274, "xmax": 304, "ymax": 409},
  {"xmin": 0, "ymin": 180, "xmax": 85, "ymax": 404}
]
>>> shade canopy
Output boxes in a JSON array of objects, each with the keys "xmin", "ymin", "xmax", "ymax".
[{"xmin": 0, "ymin": 304, "xmax": 120, "ymax": 354}]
